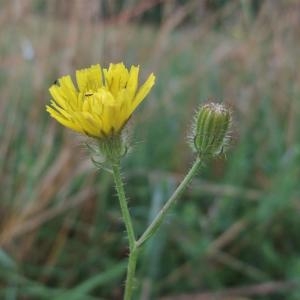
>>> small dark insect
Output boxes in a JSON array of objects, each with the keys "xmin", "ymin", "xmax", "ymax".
[
  {"xmin": 53, "ymin": 79, "xmax": 59, "ymax": 85},
  {"xmin": 85, "ymin": 92, "xmax": 94, "ymax": 97}
]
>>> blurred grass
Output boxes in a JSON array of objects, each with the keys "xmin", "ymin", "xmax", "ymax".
[{"xmin": 1, "ymin": 0, "xmax": 300, "ymax": 299}]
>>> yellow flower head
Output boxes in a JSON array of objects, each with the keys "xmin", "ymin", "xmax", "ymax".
[{"xmin": 46, "ymin": 63, "xmax": 155, "ymax": 138}]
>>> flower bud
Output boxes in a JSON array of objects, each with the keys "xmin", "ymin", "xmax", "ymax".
[{"xmin": 191, "ymin": 103, "xmax": 231, "ymax": 159}]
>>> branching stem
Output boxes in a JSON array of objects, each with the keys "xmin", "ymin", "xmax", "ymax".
[
  {"xmin": 111, "ymin": 157, "xmax": 202, "ymax": 299},
  {"xmin": 136, "ymin": 157, "xmax": 202, "ymax": 248}
]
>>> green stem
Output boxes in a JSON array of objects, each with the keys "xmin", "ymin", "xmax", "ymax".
[
  {"xmin": 112, "ymin": 163, "xmax": 138, "ymax": 299},
  {"xmin": 136, "ymin": 157, "xmax": 202, "ymax": 248},
  {"xmin": 112, "ymin": 163, "xmax": 136, "ymax": 251},
  {"xmin": 112, "ymin": 157, "xmax": 202, "ymax": 299},
  {"xmin": 124, "ymin": 247, "xmax": 139, "ymax": 300}
]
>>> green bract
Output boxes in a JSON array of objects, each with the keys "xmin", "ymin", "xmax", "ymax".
[{"xmin": 192, "ymin": 103, "xmax": 231, "ymax": 159}]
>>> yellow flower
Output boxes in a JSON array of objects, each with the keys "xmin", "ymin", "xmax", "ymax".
[{"xmin": 46, "ymin": 63, "xmax": 155, "ymax": 138}]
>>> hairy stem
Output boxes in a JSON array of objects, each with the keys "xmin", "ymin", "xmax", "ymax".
[
  {"xmin": 112, "ymin": 163, "xmax": 137, "ymax": 299},
  {"xmin": 112, "ymin": 157, "xmax": 202, "ymax": 299},
  {"xmin": 136, "ymin": 157, "xmax": 202, "ymax": 248},
  {"xmin": 112, "ymin": 163, "xmax": 136, "ymax": 251},
  {"xmin": 124, "ymin": 246, "xmax": 139, "ymax": 300}
]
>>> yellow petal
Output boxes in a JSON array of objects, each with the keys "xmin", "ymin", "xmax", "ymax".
[
  {"xmin": 97, "ymin": 89, "xmax": 115, "ymax": 106},
  {"xmin": 76, "ymin": 64, "xmax": 103, "ymax": 92},
  {"xmin": 46, "ymin": 106, "xmax": 83, "ymax": 133},
  {"xmin": 116, "ymin": 89, "xmax": 131, "ymax": 121},
  {"xmin": 104, "ymin": 63, "xmax": 129, "ymax": 97},
  {"xmin": 49, "ymin": 85, "xmax": 69, "ymax": 110},
  {"xmin": 58, "ymin": 75, "xmax": 79, "ymax": 108},
  {"xmin": 130, "ymin": 73, "xmax": 155, "ymax": 113},
  {"xmin": 49, "ymin": 100, "xmax": 72, "ymax": 120},
  {"xmin": 89, "ymin": 93, "xmax": 104, "ymax": 116},
  {"xmin": 101, "ymin": 104, "xmax": 121, "ymax": 135},
  {"xmin": 72, "ymin": 112, "xmax": 101, "ymax": 137},
  {"xmin": 126, "ymin": 65, "xmax": 139, "ymax": 100}
]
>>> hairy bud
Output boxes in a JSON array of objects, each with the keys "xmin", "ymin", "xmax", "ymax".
[{"xmin": 191, "ymin": 103, "xmax": 231, "ymax": 159}]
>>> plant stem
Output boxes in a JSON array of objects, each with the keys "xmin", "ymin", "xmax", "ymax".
[
  {"xmin": 136, "ymin": 157, "xmax": 202, "ymax": 248},
  {"xmin": 111, "ymin": 157, "xmax": 202, "ymax": 299},
  {"xmin": 112, "ymin": 163, "xmax": 136, "ymax": 251},
  {"xmin": 112, "ymin": 163, "xmax": 137, "ymax": 299},
  {"xmin": 124, "ymin": 246, "xmax": 139, "ymax": 300}
]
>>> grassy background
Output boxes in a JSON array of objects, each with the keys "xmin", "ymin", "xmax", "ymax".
[{"xmin": 1, "ymin": 0, "xmax": 300, "ymax": 299}]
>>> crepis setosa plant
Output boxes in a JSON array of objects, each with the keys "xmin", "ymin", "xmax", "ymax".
[{"xmin": 46, "ymin": 63, "xmax": 232, "ymax": 300}]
